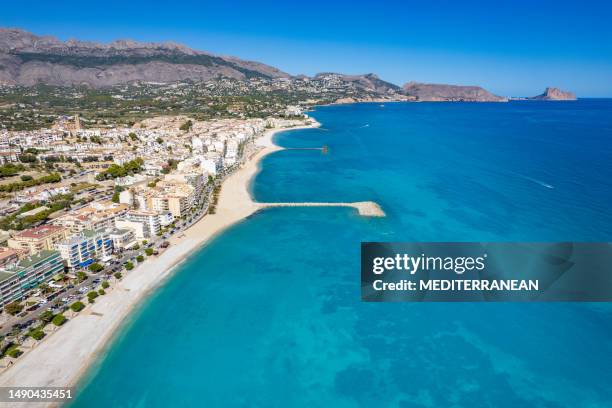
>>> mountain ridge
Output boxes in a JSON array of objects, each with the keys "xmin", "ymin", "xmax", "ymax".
[{"xmin": 0, "ymin": 28, "xmax": 290, "ymax": 87}]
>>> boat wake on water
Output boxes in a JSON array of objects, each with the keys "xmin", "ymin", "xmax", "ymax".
[
  {"xmin": 484, "ymin": 167, "xmax": 556, "ymax": 190},
  {"xmin": 515, "ymin": 173, "xmax": 555, "ymax": 189}
]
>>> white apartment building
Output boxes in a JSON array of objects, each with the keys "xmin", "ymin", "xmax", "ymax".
[
  {"xmin": 200, "ymin": 158, "xmax": 219, "ymax": 176},
  {"xmin": 56, "ymin": 229, "xmax": 114, "ymax": 270},
  {"xmin": 115, "ymin": 220, "xmax": 148, "ymax": 239},
  {"xmin": 109, "ymin": 228, "xmax": 137, "ymax": 249},
  {"xmin": 119, "ymin": 190, "xmax": 134, "ymax": 206},
  {"xmin": 124, "ymin": 211, "xmax": 161, "ymax": 237}
]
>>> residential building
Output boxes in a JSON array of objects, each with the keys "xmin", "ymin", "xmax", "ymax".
[
  {"xmin": 119, "ymin": 189, "xmax": 134, "ymax": 206},
  {"xmin": 0, "ymin": 250, "xmax": 65, "ymax": 306},
  {"xmin": 125, "ymin": 210, "xmax": 161, "ymax": 236},
  {"xmin": 150, "ymin": 182, "xmax": 196, "ymax": 218},
  {"xmin": 200, "ymin": 158, "xmax": 219, "ymax": 176},
  {"xmin": 52, "ymin": 201, "xmax": 128, "ymax": 233},
  {"xmin": 55, "ymin": 229, "xmax": 114, "ymax": 270},
  {"xmin": 115, "ymin": 219, "xmax": 148, "ymax": 239},
  {"xmin": 0, "ymin": 248, "xmax": 24, "ymax": 269},
  {"xmin": 109, "ymin": 228, "xmax": 137, "ymax": 250},
  {"xmin": 8, "ymin": 225, "xmax": 69, "ymax": 255},
  {"xmin": 158, "ymin": 212, "xmax": 174, "ymax": 226}
]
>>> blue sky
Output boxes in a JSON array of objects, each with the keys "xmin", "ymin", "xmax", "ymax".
[{"xmin": 2, "ymin": 0, "xmax": 612, "ymax": 96}]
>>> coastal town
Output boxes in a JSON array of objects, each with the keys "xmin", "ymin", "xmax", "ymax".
[
  {"xmin": 0, "ymin": 73, "xmax": 408, "ymax": 132},
  {"xmin": 0, "ymin": 108, "xmax": 311, "ymax": 368},
  {"xmin": 0, "ymin": 24, "xmax": 590, "ymax": 407}
]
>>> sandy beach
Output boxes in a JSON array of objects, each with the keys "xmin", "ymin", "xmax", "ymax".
[{"xmin": 0, "ymin": 121, "xmax": 318, "ymax": 406}]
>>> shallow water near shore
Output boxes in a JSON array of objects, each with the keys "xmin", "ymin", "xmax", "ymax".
[{"xmin": 72, "ymin": 101, "xmax": 612, "ymax": 407}]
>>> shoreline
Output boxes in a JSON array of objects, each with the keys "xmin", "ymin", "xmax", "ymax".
[{"xmin": 0, "ymin": 120, "xmax": 319, "ymax": 406}]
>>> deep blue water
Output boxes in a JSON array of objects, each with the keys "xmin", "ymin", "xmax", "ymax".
[{"xmin": 72, "ymin": 101, "xmax": 612, "ymax": 407}]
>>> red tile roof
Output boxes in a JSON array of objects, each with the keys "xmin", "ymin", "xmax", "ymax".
[{"xmin": 14, "ymin": 225, "xmax": 65, "ymax": 239}]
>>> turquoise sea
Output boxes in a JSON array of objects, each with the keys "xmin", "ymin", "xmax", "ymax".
[{"xmin": 72, "ymin": 101, "xmax": 612, "ymax": 407}]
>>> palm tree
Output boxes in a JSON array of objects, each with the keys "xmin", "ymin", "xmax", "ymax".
[{"xmin": 39, "ymin": 283, "xmax": 54, "ymax": 296}]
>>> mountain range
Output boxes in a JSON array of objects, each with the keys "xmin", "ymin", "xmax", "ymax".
[
  {"xmin": 0, "ymin": 28, "xmax": 574, "ymax": 102},
  {"xmin": 0, "ymin": 28, "xmax": 289, "ymax": 87}
]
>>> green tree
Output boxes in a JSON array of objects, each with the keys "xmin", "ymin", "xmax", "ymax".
[
  {"xmin": 87, "ymin": 291, "xmax": 99, "ymax": 303},
  {"xmin": 18, "ymin": 154, "xmax": 38, "ymax": 163},
  {"xmin": 6, "ymin": 346, "xmax": 22, "ymax": 358},
  {"xmin": 88, "ymin": 263, "xmax": 104, "ymax": 272},
  {"xmin": 114, "ymin": 272, "xmax": 123, "ymax": 279},
  {"xmin": 111, "ymin": 191, "xmax": 120, "ymax": 203},
  {"xmin": 70, "ymin": 301, "xmax": 85, "ymax": 312},
  {"xmin": 39, "ymin": 283, "xmax": 54, "ymax": 295},
  {"xmin": 52, "ymin": 314, "xmax": 67, "ymax": 326},
  {"xmin": 29, "ymin": 329, "xmax": 45, "ymax": 341},
  {"xmin": 76, "ymin": 271, "xmax": 87, "ymax": 282},
  {"xmin": 145, "ymin": 248, "xmax": 154, "ymax": 256},
  {"xmin": 95, "ymin": 158, "xmax": 143, "ymax": 181},
  {"xmin": 136, "ymin": 255, "xmax": 144, "ymax": 263},
  {"xmin": 39, "ymin": 310, "xmax": 55, "ymax": 323},
  {"xmin": 0, "ymin": 173, "xmax": 62, "ymax": 193},
  {"xmin": 4, "ymin": 302, "xmax": 23, "ymax": 316},
  {"xmin": 0, "ymin": 163, "xmax": 25, "ymax": 177},
  {"xmin": 101, "ymin": 281, "xmax": 110, "ymax": 289}
]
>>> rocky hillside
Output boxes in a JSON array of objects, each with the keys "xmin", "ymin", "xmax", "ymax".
[
  {"xmin": 313, "ymin": 73, "xmax": 402, "ymax": 94},
  {"xmin": 0, "ymin": 28, "xmax": 290, "ymax": 87},
  {"xmin": 528, "ymin": 87, "xmax": 576, "ymax": 100},
  {"xmin": 402, "ymin": 81, "xmax": 507, "ymax": 102}
]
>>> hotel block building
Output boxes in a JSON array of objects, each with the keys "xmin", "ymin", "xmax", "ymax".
[
  {"xmin": 109, "ymin": 228, "xmax": 137, "ymax": 250},
  {"xmin": 56, "ymin": 229, "xmax": 114, "ymax": 270},
  {"xmin": 0, "ymin": 250, "xmax": 65, "ymax": 306},
  {"xmin": 52, "ymin": 201, "xmax": 128, "ymax": 233},
  {"xmin": 115, "ymin": 210, "xmax": 162, "ymax": 239}
]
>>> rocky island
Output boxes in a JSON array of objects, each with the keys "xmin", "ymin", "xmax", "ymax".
[{"xmin": 528, "ymin": 87, "xmax": 577, "ymax": 100}]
